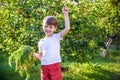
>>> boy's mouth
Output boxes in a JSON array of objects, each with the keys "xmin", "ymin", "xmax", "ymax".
[
  {"xmin": 45, "ymin": 30, "xmax": 51, "ymax": 33},
  {"xmin": 44, "ymin": 30, "xmax": 53, "ymax": 35}
]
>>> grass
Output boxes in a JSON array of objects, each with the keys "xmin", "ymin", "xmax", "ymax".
[
  {"xmin": 61, "ymin": 49, "xmax": 120, "ymax": 80},
  {"xmin": 0, "ymin": 50, "xmax": 120, "ymax": 80},
  {"xmin": 62, "ymin": 58, "xmax": 120, "ymax": 80}
]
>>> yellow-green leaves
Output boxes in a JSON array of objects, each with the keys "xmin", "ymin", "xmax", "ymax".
[{"xmin": 8, "ymin": 45, "xmax": 35, "ymax": 80}]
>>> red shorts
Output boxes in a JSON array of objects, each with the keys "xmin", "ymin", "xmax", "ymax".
[{"xmin": 41, "ymin": 62, "xmax": 62, "ymax": 80}]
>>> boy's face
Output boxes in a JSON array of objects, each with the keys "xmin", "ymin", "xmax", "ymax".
[{"xmin": 43, "ymin": 24, "xmax": 57, "ymax": 37}]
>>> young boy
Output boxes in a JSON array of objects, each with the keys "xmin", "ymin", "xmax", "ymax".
[{"xmin": 34, "ymin": 7, "xmax": 70, "ymax": 80}]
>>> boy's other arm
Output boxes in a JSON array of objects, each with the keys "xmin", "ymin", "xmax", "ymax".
[
  {"xmin": 60, "ymin": 8, "xmax": 70, "ymax": 38},
  {"xmin": 34, "ymin": 45, "xmax": 43, "ymax": 60}
]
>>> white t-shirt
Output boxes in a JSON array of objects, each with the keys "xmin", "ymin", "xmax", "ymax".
[{"xmin": 38, "ymin": 33, "xmax": 62, "ymax": 65}]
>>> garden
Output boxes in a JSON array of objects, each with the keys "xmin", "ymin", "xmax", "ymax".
[{"xmin": 0, "ymin": 0, "xmax": 120, "ymax": 80}]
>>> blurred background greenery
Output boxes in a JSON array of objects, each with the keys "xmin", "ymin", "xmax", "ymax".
[{"xmin": 0, "ymin": 0, "xmax": 120, "ymax": 80}]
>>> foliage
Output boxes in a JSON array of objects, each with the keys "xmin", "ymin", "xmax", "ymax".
[
  {"xmin": 0, "ymin": 0, "xmax": 119, "ymax": 62},
  {"xmin": 8, "ymin": 45, "xmax": 35, "ymax": 80},
  {"xmin": 0, "ymin": 62, "xmax": 40, "ymax": 80},
  {"xmin": 0, "ymin": 0, "xmax": 120, "ymax": 79}
]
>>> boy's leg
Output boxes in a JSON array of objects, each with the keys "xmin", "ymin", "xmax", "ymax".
[
  {"xmin": 41, "ymin": 65, "xmax": 51, "ymax": 80},
  {"xmin": 49, "ymin": 63, "xmax": 62, "ymax": 80}
]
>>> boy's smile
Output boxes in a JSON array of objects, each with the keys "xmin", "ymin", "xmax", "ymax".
[{"xmin": 43, "ymin": 24, "xmax": 57, "ymax": 37}]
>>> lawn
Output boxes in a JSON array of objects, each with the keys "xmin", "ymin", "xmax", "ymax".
[{"xmin": 62, "ymin": 57, "xmax": 120, "ymax": 80}]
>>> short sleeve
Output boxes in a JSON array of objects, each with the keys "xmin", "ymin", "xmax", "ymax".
[
  {"xmin": 38, "ymin": 41, "xmax": 43, "ymax": 54},
  {"xmin": 55, "ymin": 33, "xmax": 63, "ymax": 40}
]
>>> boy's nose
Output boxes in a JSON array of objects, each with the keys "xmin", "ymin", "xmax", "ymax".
[
  {"xmin": 45, "ymin": 27, "xmax": 50, "ymax": 30},
  {"xmin": 45, "ymin": 28, "xmax": 51, "ymax": 32}
]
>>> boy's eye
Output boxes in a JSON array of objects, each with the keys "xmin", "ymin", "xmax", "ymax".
[
  {"xmin": 45, "ymin": 26, "xmax": 48, "ymax": 28},
  {"xmin": 44, "ymin": 25, "xmax": 53, "ymax": 29},
  {"xmin": 49, "ymin": 26, "xmax": 53, "ymax": 29}
]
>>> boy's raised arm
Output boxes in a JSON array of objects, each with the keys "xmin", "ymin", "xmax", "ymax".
[{"xmin": 60, "ymin": 8, "xmax": 70, "ymax": 38}]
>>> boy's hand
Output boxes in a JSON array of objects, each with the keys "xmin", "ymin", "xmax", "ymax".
[
  {"xmin": 33, "ymin": 53, "xmax": 41, "ymax": 60},
  {"xmin": 62, "ymin": 7, "xmax": 69, "ymax": 15}
]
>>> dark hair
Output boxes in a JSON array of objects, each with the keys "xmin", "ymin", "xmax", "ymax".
[{"xmin": 43, "ymin": 16, "xmax": 58, "ymax": 27}]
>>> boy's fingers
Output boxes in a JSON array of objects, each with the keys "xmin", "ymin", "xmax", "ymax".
[{"xmin": 62, "ymin": 8, "xmax": 69, "ymax": 13}]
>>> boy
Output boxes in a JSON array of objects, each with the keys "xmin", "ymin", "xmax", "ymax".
[{"xmin": 34, "ymin": 7, "xmax": 70, "ymax": 80}]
